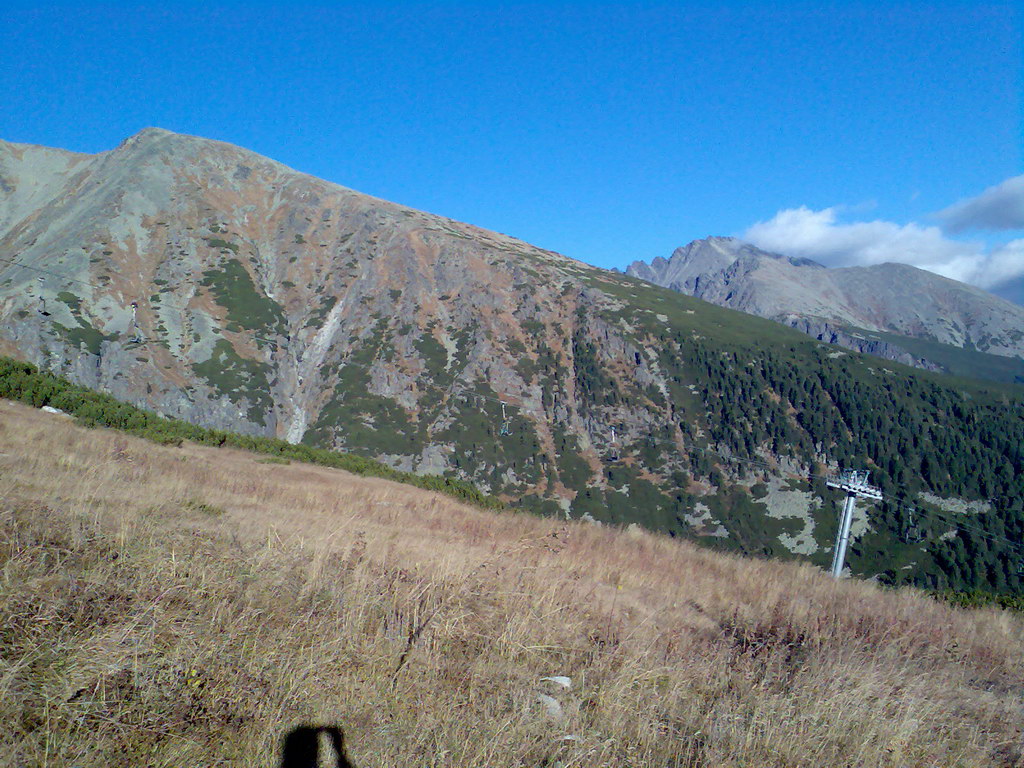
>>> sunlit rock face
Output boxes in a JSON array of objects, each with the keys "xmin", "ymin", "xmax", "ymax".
[{"xmin": 0, "ymin": 128, "xmax": 687, "ymax": 512}]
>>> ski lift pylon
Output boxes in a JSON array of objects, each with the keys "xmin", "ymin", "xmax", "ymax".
[
  {"xmin": 37, "ymin": 276, "xmax": 51, "ymax": 316},
  {"xmin": 902, "ymin": 505, "xmax": 925, "ymax": 544},
  {"xmin": 499, "ymin": 401, "xmax": 511, "ymax": 436},
  {"xmin": 128, "ymin": 300, "xmax": 142, "ymax": 343}
]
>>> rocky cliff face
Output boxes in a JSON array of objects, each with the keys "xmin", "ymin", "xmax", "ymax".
[
  {"xmin": 626, "ymin": 237, "xmax": 1024, "ymax": 375},
  {"xmin": 780, "ymin": 317, "xmax": 942, "ymax": 372}
]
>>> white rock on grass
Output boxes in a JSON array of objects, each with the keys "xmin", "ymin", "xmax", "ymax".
[
  {"xmin": 536, "ymin": 693, "xmax": 564, "ymax": 721},
  {"xmin": 540, "ymin": 675, "xmax": 572, "ymax": 689}
]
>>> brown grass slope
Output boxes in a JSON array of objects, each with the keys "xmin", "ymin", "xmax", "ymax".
[{"xmin": 1, "ymin": 399, "xmax": 1022, "ymax": 767}]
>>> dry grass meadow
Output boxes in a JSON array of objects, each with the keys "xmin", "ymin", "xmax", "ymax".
[{"xmin": 1, "ymin": 398, "xmax": 1022, "ymax": 767}]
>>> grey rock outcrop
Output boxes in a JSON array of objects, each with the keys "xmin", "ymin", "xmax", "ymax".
[{"xmin": 0, "ymin": 128, "xmax": 685, "ymax": 513}]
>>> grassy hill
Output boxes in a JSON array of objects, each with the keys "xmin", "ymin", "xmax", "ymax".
[{"xmin": 2, "ymin": 399, "xmax": 1022, "ymax": 767}]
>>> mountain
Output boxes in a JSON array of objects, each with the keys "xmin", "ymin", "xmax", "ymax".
[
  {"xmin": 627, "ymin": 237, "xmax": 1024, "ymax": 381},
  {"xmin": 2, "ymin": 129, "xmax": 1023, "ymax": 593}
]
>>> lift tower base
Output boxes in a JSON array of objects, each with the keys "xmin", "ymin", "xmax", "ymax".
[{"xmin": 827, "ymin": 469, "xmax": 883, "ymax": 578}]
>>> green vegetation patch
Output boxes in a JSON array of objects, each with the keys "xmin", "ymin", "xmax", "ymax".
[
  {"xmin": 199, "ymin": 259, "xmax": 287, "ymax": 338},
  {"xmin": 436, "ymin": 389, "xmax": 544, "ymax": 490},
  {"xmin": 697, "ymin": 487, "xmax": 802, "ymax": 560},
  {"xmin": 57, "ymin": 291, "xmax": 82, "ymax": 312},
  {"xmin": 932, "ymin": 589, "xmax": 1024, "ymax": 613},
  {"xmin": 203, "ymin": 237, "xmax": 239, "ymax": 254},
  {"xmin": 192, "ymin": 339, "xmax": 274, "ymax": 424},
  {"xmin": 305, "ymin": 294, "xmax": 337, "ymax": 329},
  {"xmin": 554, "ymin": 432, "xmax": 592, "ymax": 489},
  {"xmin": 306, "ymin": 332, "xmax": 427, "ymax": 456},
  {"xmin": 52, "ymin": 291, "xmax": 117, "ymax": 355},
  {"xmin": 415, "ymin": 332, "xmax": 449, "ymax": 378},
  {"xmin": 311, "ymin": 385, "xmax": 422, "ymax": 456}
]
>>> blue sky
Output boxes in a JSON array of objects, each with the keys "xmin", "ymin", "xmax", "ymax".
[{"xmin": 1, "ymin": 1, "xmax": 1021, "ymax": 293}]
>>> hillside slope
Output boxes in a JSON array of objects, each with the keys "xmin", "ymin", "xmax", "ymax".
[
  {"xmin": 2, "ymin": 399, "xmax": 1022, "ymax": 767},
  {"xmin": 627, "ymin": 236, "xmax": 1024, "ymax": 380},
  {"xmin": 1, "ymin": 129, "xmax": 1023, "ymax": 594}
]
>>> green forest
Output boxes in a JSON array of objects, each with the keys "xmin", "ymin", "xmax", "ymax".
[{"xmin": 504, "ymin": 271, "xmax": 1024, "ymax": 596}]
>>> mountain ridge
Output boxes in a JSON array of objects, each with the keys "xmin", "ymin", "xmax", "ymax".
[{"xmin": 626, "ymin": 237, "xmax": 1024, "ymax": 377}]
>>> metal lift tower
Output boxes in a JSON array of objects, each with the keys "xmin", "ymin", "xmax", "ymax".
[{"xmin": 827, "ymin": 469, "xmax": 883, "ymax": 578}]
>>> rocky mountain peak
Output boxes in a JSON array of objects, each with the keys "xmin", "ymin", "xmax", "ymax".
[
  {"xmin": 111, "ymin": 127, "xmax": 193, "ymax": 158},
  {"xmin": 627, "ymin": 237, "xmax": 1024, "ymax": 376},
  {"xmin": 122, "ymin": 126, "xmax": 175, "ymax": 143}
]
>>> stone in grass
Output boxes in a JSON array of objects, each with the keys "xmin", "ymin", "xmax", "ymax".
[
  {"xmin": 540, "ymin": 675, "xmax": 572, "ymax": 689},
  {"xmin": 536, "ymin": 693, "xmax": 564, "ymax": 721}
]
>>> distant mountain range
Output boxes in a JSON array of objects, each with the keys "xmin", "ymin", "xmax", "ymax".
[
  {"xmin": 627, "ymin": 237, "xmax": 1024, "ymax": 382},
  {"xmin": 1, "ymin": 128, "xmax": 1022, "ymax": 592}
]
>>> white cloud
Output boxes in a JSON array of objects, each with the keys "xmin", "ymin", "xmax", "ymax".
[
  {"xmin": 742, "ymin": 206, "xmax": 1024, "ymax": 291},
  {"xmin": 936, "ymin": 175, "xmax": 1024, "ymax": 232},
  {"xmin": 981, "ymin": 239, "xmax": 1024, "ymax": 288}
]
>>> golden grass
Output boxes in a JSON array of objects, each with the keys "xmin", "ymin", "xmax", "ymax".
[{"xmin": 1, "ymin": 398, "xmax": 1022, "ymax": 767}]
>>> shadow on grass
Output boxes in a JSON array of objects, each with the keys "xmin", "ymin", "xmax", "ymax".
[{"xmin": 280, "ymin": 725, "xmax": 355, "ymax": 768}]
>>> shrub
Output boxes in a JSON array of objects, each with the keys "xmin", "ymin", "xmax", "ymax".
[{"xmin": 0, "ymin": 356, "xmax": 504, "ymax": 511}]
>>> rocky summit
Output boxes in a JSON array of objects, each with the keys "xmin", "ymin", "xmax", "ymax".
[
  {"xmin": 627, "ymin": 236, "xmax": 1024, "ymax": 379},
  {"xmin": 2, "ymin": 129, "xmax": 1022, "ymax": 591}
]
